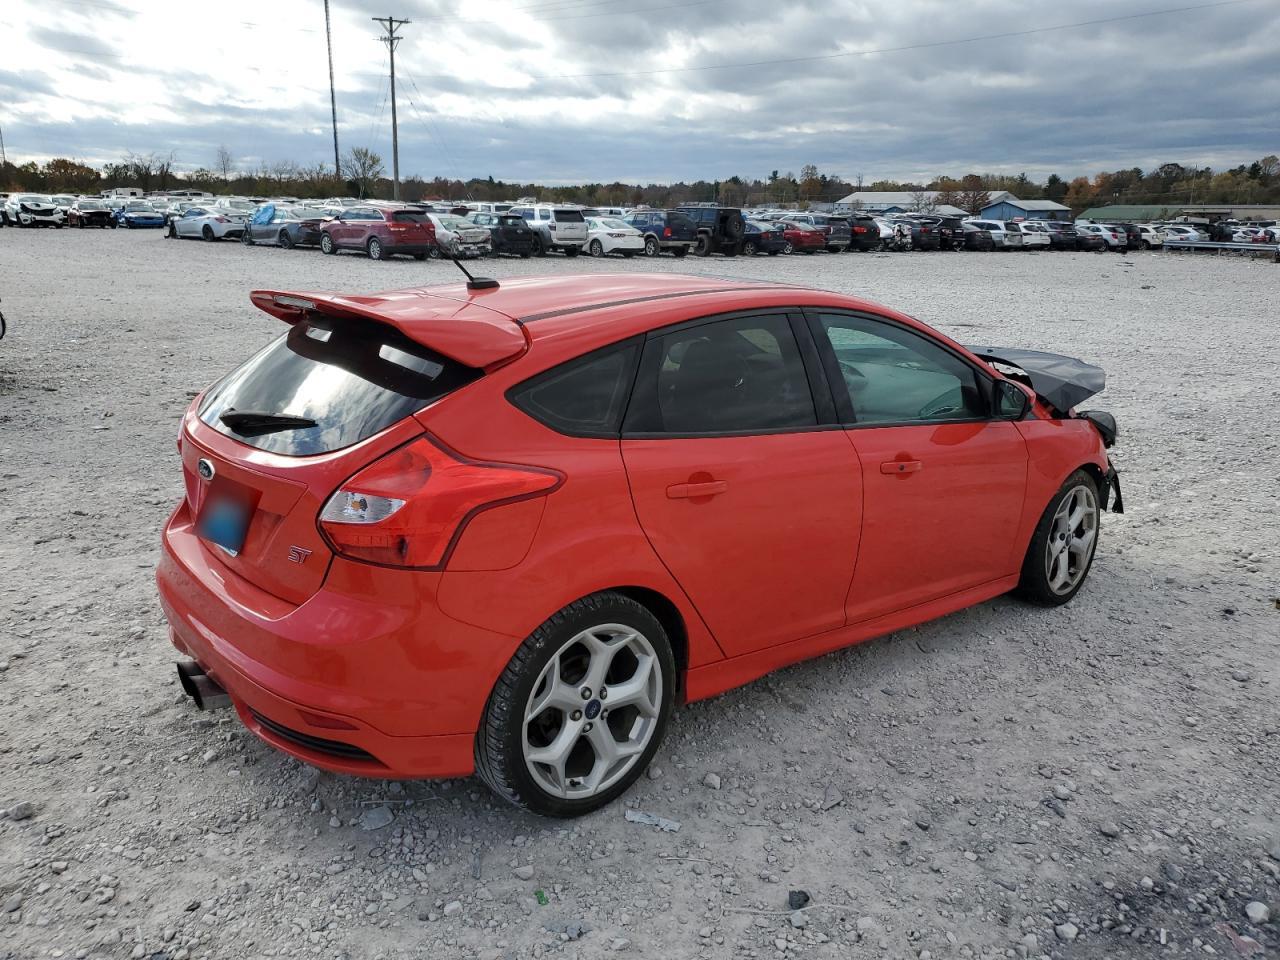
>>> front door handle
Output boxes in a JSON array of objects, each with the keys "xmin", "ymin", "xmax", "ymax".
[
  {"xmin": 666, "ymin": 480, "xmax": 729, "ymax": 499},
  {"xmin": 880, "ymin": 459, "xmax": 922, "ymax": 475}
]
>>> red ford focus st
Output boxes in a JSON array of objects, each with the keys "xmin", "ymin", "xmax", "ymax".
[{"xmin": 157, "ymin": 274, "xmax": 1122, "ymax": 816}]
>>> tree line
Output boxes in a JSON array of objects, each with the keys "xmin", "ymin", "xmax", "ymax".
[{"xmin": 3, "ymin": 147, "xmax": 1277, "ymax": 213}]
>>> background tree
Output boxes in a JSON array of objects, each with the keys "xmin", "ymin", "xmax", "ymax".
[
  {"xmin": 957, "ymin": 174, "xmax": 990, "ymax": 215},
  {"xmin": 216, "ymin": 146, "xmax": 234, "ymax": 182},
  {"xmin": 909, "ymin": 190, "xmax": 939, "ymax": 213},
  {"xmin": 342, "ymin": 146, "xmax": 385, "ymax": 199}
]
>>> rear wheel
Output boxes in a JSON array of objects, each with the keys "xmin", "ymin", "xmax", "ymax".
[
  {"xmin": 1017, "ymin": 470, "xmax": 1100, "ymax": 606},
  {"xmin": 531, "ymin": 234, "xmax": 546, "ymax": 257},
  {"xmin": 589, "ymin": 239, "xmax": 605, "ymax": 258},
  {"xmin": 241, "ymin": 230, "xmax": 253, "ymax": 245},
  {"xmin": 279, "ymin": 231, "xmax": 294, "ymax": 249},
  {"xmin": 474, "ymin": 591, "xmax": 675, "ymax": 817},
  {"xmin": 201, "ymin": 225, "xmax": 215, "ymax": 241},
  {"xmin": 564, "ymin": 245, "xmax": 580, "ymax": 258},
  {"xmin": 367, "ymin": 237, "xmax": 384, "ymax": 260},
  {"xmin": 643, "ymin": 236, "xmax": 659, "ymax": 257},
  {"xmin": 412, "ymin": 252, "xmax": 427, "ymax": 261},
  {"xmin": 166, "ymin": 222, "xmax": 177, "ymax": 239},
  {"xmin": 694, "ymin": 234, "xmax": 712, "ymax": 257}
]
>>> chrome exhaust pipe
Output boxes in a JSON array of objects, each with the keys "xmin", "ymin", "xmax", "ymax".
[{"xmin": 175, "ymin": 659, "xmax": 231, "ymax": 710}]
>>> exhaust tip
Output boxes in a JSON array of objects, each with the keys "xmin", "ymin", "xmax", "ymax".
[{"xmin": 176, "ymin": 660, "xmax": 231, "ymax": 710}]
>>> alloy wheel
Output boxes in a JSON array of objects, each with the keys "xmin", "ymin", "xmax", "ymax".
[
  {"xmin": 523, "ymin": 624, "xmax": 662, "ymax": 800},
  {"xmin": 1045, "ymin": 484, "xmax": 1098, "ymax": 595}
]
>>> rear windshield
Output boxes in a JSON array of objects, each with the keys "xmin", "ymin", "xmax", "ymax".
[
  {"xmin": 198, "ymin": 316, "xmax": 479, "ymax": 456},
  {"xmin": 552, "ymin": 209, "xmax": 585, "ymax": 222}
]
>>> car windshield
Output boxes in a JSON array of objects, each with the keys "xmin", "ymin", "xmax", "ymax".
[
  {"xmin": 126, "ymin": 202, "xmax": 155, "ymax": 211},
  {"xmin": 19, "ymin": 195, "xmax": 48, "ymax": 203},
  {"xmin": 78, "ymin": 201, "xmax": 104, "ymax": 210},
  {"xmin": 53, "ymin": 196, "xmax": 75, "ymax": 204},
  {"xmin": 438, "ymin": 215, "xmax": 469, "ymax": 229},
  {"xmin": 599, "ymin": 218, "xmax": 631, "ymax": 230}
]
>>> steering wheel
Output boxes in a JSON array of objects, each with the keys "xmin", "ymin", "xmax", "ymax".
[{"xmin": 918, "ymin": 387, "xmax": 963, "ymax": 419}]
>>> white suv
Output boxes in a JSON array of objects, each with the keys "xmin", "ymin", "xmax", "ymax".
[
  {"xmin": 965, "ymin": 219, "xmax": 1023, "ymax": 249},
  {"xmin": 507, "ymin": 204, "xmax": 589, "ymax": 256}
]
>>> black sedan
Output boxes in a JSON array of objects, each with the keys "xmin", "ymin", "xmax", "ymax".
[
  {"xmin": 959, "ymin": 222, "xmax": 996, "ymax": 251},
  {"xmin": 468, "ymin": 212, "xmax": 534, "ymax": 257},
  {"xmin": 742, "ymin": 219, "xmax": 787, "ymax": 255},
  {"xmin": 241, "ymin": 204, "xmax": 326, "ymax": 249}
]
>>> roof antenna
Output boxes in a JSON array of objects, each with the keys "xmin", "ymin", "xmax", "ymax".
[{"xmin": 446, "ymin": 252, "xmax": 499, "ymax": 291}]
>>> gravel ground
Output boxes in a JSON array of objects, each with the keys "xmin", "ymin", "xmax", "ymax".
[{"xmin": 1, "ymin": 230, "xmax": 1278, "ymax": 960}]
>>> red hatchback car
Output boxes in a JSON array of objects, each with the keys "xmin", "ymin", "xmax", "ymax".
[
  {"xmin": 778, "ymin": 220, "xmax": 827, "ymax": 254},
  {"xmin": 319, "ymin": 206, "xmax": 436, "ymax": 260},
  {"xmin": 157, "ymin": 275, "xmax": 1122, "ymax": 816}
]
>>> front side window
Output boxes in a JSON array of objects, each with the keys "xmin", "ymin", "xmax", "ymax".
[
  {"xmin": 814, "ymin": 313, "xmax": 986, "ymax": 425},
  {"xmin": 626, "ymin": 314, "xmax": 816, "ymax": 435}
]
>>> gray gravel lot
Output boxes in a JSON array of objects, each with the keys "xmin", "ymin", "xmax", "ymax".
[{"xmin": 1, "ymin": 230, "xmax": 1278, "ymax": 960}]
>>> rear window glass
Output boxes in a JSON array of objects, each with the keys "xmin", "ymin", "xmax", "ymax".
[
  {"xmin": 552, "ymin": 209, "xmax": 584, "ymax": 222},
  {"xmin": 198, "ymin": 316, "xmax": 479, "ymax": 456},
  {"xmin": 508, "ymin": 341, "xmax": 639, "ymax": 437},
  {"xmin": 393, "ymin": 212, "xmax": 429, "ymax": 224}
]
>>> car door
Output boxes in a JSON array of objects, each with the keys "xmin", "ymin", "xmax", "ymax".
[
  {"xmin": 178, "ymin": 209, "xmax": 202, "ymax": 237},
  {"xmin": 806, "ymin": 310, "xmax": 1028, "ymax": 624},
  {"xmin": 620, "ymin": 311, "xmax": 863, "ymax": 657}
]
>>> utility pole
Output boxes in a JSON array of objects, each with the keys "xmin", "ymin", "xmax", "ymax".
[
  {"xmin": 0, "ymin": 121, "xmax": 7, "ymax": 168},
  {"xmin": 372, "ymin": 15, "xmax": 409, "ymax": 201},
  {"xmin": 324, "ymin": 0, "xmax": 340, "ymax": 182}
]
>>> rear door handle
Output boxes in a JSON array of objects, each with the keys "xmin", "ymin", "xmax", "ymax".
[
  {"xmin": 666, "ymin": 480, "xmax": 729, "ymax": 499},
  {"xmin": 880, "ymin": 460, "xmax": 922, "ymax": 475}
]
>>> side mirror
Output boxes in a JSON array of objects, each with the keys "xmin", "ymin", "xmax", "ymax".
[{"xmin": 994, "ymin": 379, "xmax": 1031, "ymax": 420}]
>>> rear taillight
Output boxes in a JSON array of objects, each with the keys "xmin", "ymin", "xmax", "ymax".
[
  {"xmin": 853, "ymin": 225, "xmax": 867, "ymax": 233},
  {"xmin": 663, "ymin": 226, "xmax": 672, "ymax": 238},
  {"xmin": 214, "ymin": 216, "xmax": 229, "ymax": 223},
  {"xmin": 318, "ymin": 435, "xmax": 563, "ymax": 569}
]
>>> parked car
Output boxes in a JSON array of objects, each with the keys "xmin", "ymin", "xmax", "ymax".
[
  {"xmin": 468, "ymin": 212, "xmax": 535, "ymax": 257},
  {"xmin": 159, "ymin": 274, "xmax": 1122, "ymax": 817},
  {"xmin": 959, "ymin": 222, "xmax": 996, "ymax": 251},
  {"xmin": 741, "ymin": 219, "xmax": 787, "ymax": 255},
  {"xmin": 508, "ymin": 204, "xmax": 589, "ymax": 256},
  {"xmin": 1012, "ymin": 221, "xmax": 1051, "ymax": 249},
  {"xmin": 4, "ymin": 194, "xmax": 64, "ymax": 227},
  {"xmin": 1066, "ymin": 225, "xmax": 1106, "ymax": 251},
  {"xmin": 585, "ymin": 217, "xmax": 645, "ymax": 257},
  {"xmin": 1135, "ymin": 225, "xmax": 1164, "ymax": 249},
  {"xmin": 210, "ymin": 197, "xmax": 260, "ymax": 223},
  {"xmin": 888, "ymin": 216, "xmax": 941, "ymax": 251},
  {"xmin": 241, "ymin": 204, "xmax": 326, "ymax": 248},
  {"xmin": 116, "ymin": 200, "xmax": 166, "ymax": 229},
  {"xmin": 50, "ymin": 194, "xmax": 77, "ymax": 216},
  {"xmin": 874, "ymin": 217, "xmax": 907, "ymax": 250},
  {"xmin": 844, "ymin": 214, "xmax": 881, "ymax": 251},
  {"xmin": 782, "ymin": 213, "xmax": 851, "ymax": 252},
  {"xmin": 167, "ymin": 206, "xmax": 246, "ymax": 241},
  {"xmin": 319, "ymin": 206, "xmax": 436, "ymax": 260},
  {"xmin": 965, "ymin": 219, "xmax": 1023, "ymax": 250},
  {"xmin": 674, "ymin": 204, "xmax": 746, "ymax": 256},
  {"xmin": 1034, "ymin": 221, "xmax": 1081, "ymax": 250},
  {"xmin": 67, "ymin": 198, "xmax": 116, "ymax": 228},
  {"xmin": 1160, "ymin": 225, "xmax": 1207, "ymax": 243},
  {"xmin": 622, "ymin": 209, "xmax": 696, "ymax": 257},
  {"xmin": 777, "ymin": 220, "xmax": 827, "ymax": 254},
  {"xmin": 1076, "ymin": 223, "xmax": 1127, "ymax": 250},
  {"xmin": 424, "ymin": 213, "xmax": 492, "ymax": 259},
  {"xmin": 1113, "ymin": 223, "xmax": 1145, "ymax": 250}
]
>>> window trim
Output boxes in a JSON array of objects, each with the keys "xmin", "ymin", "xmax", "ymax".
[
  {"xmin": 803, "ymin": 308, "xmax": 998, "ymax": 428},
  {"xmin": 621, "ymin": 308, "xmax": 836, "ymax": 440}
]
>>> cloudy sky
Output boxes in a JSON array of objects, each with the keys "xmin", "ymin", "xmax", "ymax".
[{"xmin": 1, "ymin": 0, "xmax": 1277, "ymax": 184}]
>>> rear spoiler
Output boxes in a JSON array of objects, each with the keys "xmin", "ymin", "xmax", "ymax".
[
  {"xmin": 249, "ymin": 289, "xmax": 528, "ymax": 371},
  {"xmin": 967, "ymin": 345, "xmax": 1105, "ymax": 413}
]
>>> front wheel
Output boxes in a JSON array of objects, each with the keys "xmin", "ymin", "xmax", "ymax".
[
  {"xmin": 320, "ymin": 233, "xmax": 336, "ymax": 255},
  {"xmin": 782, "ymin": 240, "xmax": 794, "ymax": 254},
  {"xmin": 1017, "ymin": 470, "xmax": 1101, "ymax": 606},
  {"xmin": 367, "ymin": 237, "xmax": 384, "ymax": 260},
  {"xmin": 166, "ymin": 222, "xmax": 177, "ymax": 239},
  {"xmin": 474, "ymin": 591, "xmax": 676, "ymax": 817},
  {"xmin": 643, "ymin": 236, "xmax": 659, "ymax": 257},
  {"xmin": 589, "ymin": 239, "xmax": 605, "ymax": 258}
]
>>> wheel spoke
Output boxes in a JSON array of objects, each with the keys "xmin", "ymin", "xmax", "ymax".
[
  {"xmin": 583, "ymin": 723, "xmax": 642, "ymax": 791},
  {"xmin": 602, "ymin": 655, "xmax": 658, "ymax": 718},
  {"xmin": 526, "ymin": 720, "xmax": 583, "ymax": 797},
  {"xmin": 528, "ymin": 655, "xmax": 580, "ymax": 720}
]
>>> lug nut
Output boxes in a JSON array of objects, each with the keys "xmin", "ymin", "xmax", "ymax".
[
  {"xmin": 570, "ymin": 710, "xmax": 582, "ymax": 721},
  {"xmin": 583, "ymin": 722, "xmax": 593, "ymax": 732},
  {"xmin": 581, "ymin": 687, "xmax": 592, "ymax": 700},
  {"xmin": 599, "ymin": 688, "xmax": 608, "ymax": 700}
]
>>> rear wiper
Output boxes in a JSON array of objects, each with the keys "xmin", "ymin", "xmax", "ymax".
[{"xmin": 218, "ymin": 409, "xmax": 318, "ymax": 435}]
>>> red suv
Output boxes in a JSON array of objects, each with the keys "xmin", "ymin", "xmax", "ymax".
[
  {"xmin": 157, "ymin": 275, "xmax": 1121, "ymax": 816},
  {"xmin": 319, "ymin": 206, "xmax": 436, "ymax": 260}
]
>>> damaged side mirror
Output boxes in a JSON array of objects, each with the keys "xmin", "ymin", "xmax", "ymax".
[{"xmin": 994, "ymin": 379, "xmax": 1030, "ymax": 420}]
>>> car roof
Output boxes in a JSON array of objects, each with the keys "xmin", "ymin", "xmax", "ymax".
[{"xmin": 250, "ymin": 275, "xmax": 951, "ymax": 373}]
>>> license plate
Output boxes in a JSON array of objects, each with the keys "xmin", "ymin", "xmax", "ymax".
[{"xmin": 196, "ymin": 481, "xmax": 256, "ymax": 556}]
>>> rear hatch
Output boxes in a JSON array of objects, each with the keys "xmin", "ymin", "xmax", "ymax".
[
  {"xmin": 664, "ymin": 212, "xmax": 697, "ymax": 242},
  {"xmin": 389, "ymin": 211, "xmax": 434, "ymax": 245},
  {"xmin": 550, "ymin": 208, "xmax": 587, "ymax": 242},
  {"xmin": 181, "ymin": 290, "xmax": 525, "ymax": 604}
]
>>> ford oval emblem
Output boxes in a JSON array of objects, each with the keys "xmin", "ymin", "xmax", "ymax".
[{"xmin": 197, "ymin": 458, "xmax": 216, "ymax": 481}]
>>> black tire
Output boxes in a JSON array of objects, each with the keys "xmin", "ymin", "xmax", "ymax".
[
  {"xmin": 166, "ymin": 222, "xmax": 177, "ymax": 239},
  {"xmin": 643, "ymin": 236, "xmax": 659, "ymax": 257},
  {"xmin": 621, "ymin": 250, "xmax": 636, "ymax": 258},
  {"xmin": 672, "ymin": 246, "xmax": 688, "ymax": 258},
  {"xmin": 694, "ymin": 234, "xmax": 712, "ymax": 257},
  {"xmin": 520, "ymin": 251, "xmax": 531, "ymax": 259},
  {"xmin": 368, "ymin": 237, "xmax": 384, "ymax": 260},
  {"xmin": 110, "ymin": 221, "xmax": 117, "ymax": 229},
  {"xmin": 412, "ymin": 252, "xmax": 427, "ymax": 261},
  {"xmin": 1016, "ymin": 469, "xmax": 1101, "ymax": 606},
  {"xmin": 589, "ymin": 239, "xmax": 605, "ymax": 258},
  {"xmin": 320, "ymin": 233, "xmax": 336, "ymax": 255},
  {"xmin": 202, "ymin": 225, "xmax": 215, "ymax": 241},
  {"xmin": 427, "ymin": 244, "xmax": 443, "ymax": 259},
  {"xmin": 241, "ymin": 230, "xmax": 253, "ymax": 245},
  {"xmin": 474, "ymin": 591, "xmax": 676, "ymax": 817},
  {"xmin": 531, "ymin": 234, "xmax": 546, "ymax": 257},
  {"xmin": 564, "ymin": 245, "xmax": 580, "ymax": 258},
  {"xmin": 782, "ymin": 240, "xmax": 794, "ymax": 255},
  {"xmin": 279, "ymin": 231, "xmax": 294, "ymax": 249},
  {"xmin": 767, "ymin": 250, "xmax": 779, "ymax": 256}
]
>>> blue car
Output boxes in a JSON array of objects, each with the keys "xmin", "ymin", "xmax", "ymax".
[{"xmin": 115, "ymin": 200, "xmax": 166, "ymax": 228}]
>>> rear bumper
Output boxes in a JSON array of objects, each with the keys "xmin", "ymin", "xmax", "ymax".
[{"xmin": 156, "ymin": 501, "xmax": 518, "ymax": 778}]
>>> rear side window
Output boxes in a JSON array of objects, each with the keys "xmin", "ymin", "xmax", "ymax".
[
  {"xmin": 625, "ymin": 315, "xmax": 816, "ymax": 435},
  {"xmin": 393, "ymin": 212, "xmax": 429, "ymax": 224},
  {"xmin": 508, "ymin": 340, "xmax": 640, "ymax": 437},
  {"xmin": 198, "ymin": 316, "xmax": 479, "ymax": 456}
]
